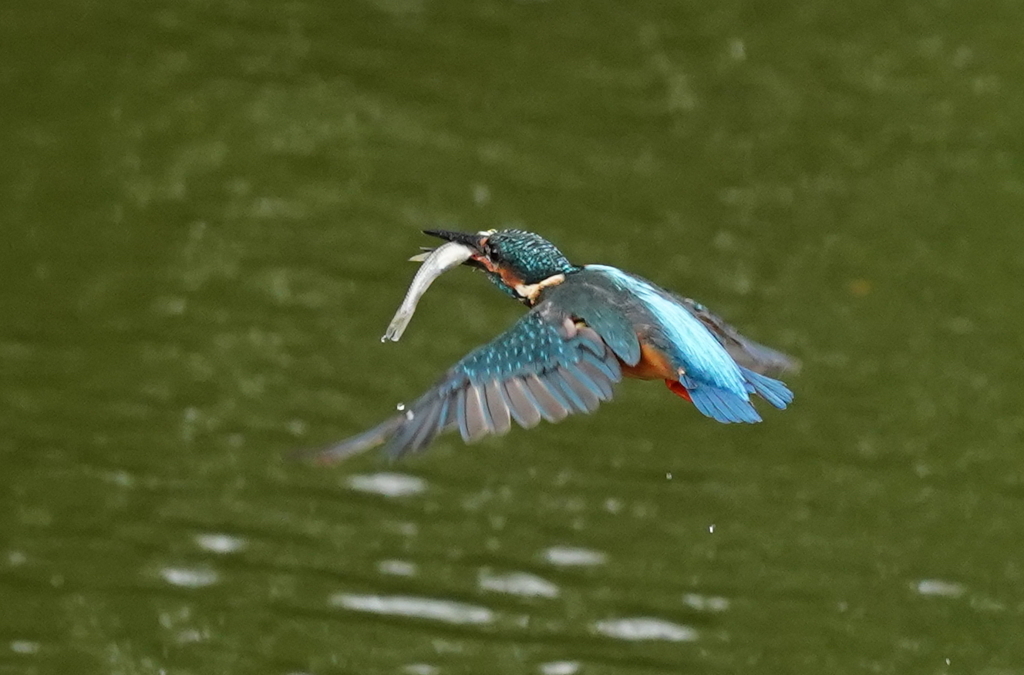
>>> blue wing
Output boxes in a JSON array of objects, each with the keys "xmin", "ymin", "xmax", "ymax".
[
  {"xmin": 666, "ymin": 297, "xmax": 795, "ymax": 420},
  {"xmin": 674, "ymin": 295, "xmax": 799, "ymax": 376},
  {"xmin": 311, "ymin": 301, "xmax": 623, "ymax": 463},
  {"xmin": 574, "ymin": 266, "xmax": 795, "ymax": 424},
  {"xmin": 539, "ymin": 277, "xmax": 642, "ymax": 367}
]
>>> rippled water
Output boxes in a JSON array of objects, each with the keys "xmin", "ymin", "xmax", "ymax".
[{"xmin": 3, "ymin": 0, "xmax": 1024, "ymax": 673}]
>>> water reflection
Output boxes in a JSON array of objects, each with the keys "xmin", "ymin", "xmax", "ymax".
[
  {"xmin": 331, "ymin": 593, "xmax": 495, "ymax": 625},
  {"xmin": 346, "ymin": 472, "xmax": 428, "ymax": 497},
  {"xmin": 158, "ymin": 566, "xmax": 219, "ymax": 589},
  {"xmin": 478, "ymin": 569, "xmax": 560, "ymax": 598},
  {"xmin": 541, "ymin": 546, "xmax": 607, "ymax": 567},
  {"xmin": 194, "ymin": 532, "xmax": 247, "ymax": 554},
  {"xmin": 592, "ymin": 617, "xmax": 699, "ymax": 642},
  {"xmin": 402, "ymin": 665, "xmax": 440, "ymax": 675},
  {"xmin": 914, "ymin": 579, "xmax": 966, "ymax": 598},
  {"xmin": 9, "ymin": 642, "xmax": 40, "ymax": 656},
  {"xmin": 682, "ymin": 592, "xmax": 730, "ymax": 612},
  {"xmin": 539, "ymin": 661, "xmax": 581, "ymax": 675},
  {"xmin": 377, "ymin": 559, "xmax": 418, "ymax": 576}
]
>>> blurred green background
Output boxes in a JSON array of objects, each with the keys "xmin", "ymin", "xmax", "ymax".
[{"xmin": 2, "ymin": 1, "xmax": 1023, "ymax": 673}]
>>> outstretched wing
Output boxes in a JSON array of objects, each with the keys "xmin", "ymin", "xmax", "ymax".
[
  {"xmin": 312, "ymin": 301, "xmax": 623, "ymax": 463},
  {"xmin": 674, "ymin": 296, "xmax": 799, "ymax": 376}
]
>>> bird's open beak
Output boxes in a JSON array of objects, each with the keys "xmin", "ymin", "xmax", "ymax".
[{"xmin": 423, "ymin": 229, "xmax": 485, "ymax": 249}]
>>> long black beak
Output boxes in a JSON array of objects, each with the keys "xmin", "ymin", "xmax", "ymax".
[{"xmin": 422, "ymin": 229, "xmax": 485, "ymax": 253}]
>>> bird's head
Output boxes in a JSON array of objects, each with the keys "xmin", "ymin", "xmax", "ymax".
[{"xmin": 422, "ymin": 228, "xmax": 579, "ymax": 303}]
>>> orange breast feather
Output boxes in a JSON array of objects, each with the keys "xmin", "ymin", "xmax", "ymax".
[{"xmin": 621, "ymin": 340, "xmax": 676, "ymax": 381}]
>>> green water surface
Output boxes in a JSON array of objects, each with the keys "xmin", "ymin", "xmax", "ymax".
[{"xmin": 2, "ymin": 1, "xmax": 1023, "ymax": 674}]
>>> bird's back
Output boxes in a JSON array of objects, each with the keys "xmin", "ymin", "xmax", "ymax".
[{"xmin": 545, "ymin": 266, "xmax": 751, "ymax": 397}]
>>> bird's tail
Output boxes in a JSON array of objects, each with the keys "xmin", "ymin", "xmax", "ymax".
[{"xmin": 740, "ymin": 367, "xmax": 794, "ymax": 410}]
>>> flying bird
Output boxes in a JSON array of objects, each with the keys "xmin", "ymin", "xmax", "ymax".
[{"xmin": 314, "ymin": 229, "xmax": 796, "ymax": 463}]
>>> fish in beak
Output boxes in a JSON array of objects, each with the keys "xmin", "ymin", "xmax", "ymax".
[
  {"xmin": 408, "ymin": 229, "xmax": 492, "ymax": 263},
  {"xmin": 382, "ymin": 237, "xmax": 478, "ymax": 342}
]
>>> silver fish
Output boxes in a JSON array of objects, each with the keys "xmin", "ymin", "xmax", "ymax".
[{"xmin": 382, "ymin": 241, "xmax": 475, "ymax": 342}]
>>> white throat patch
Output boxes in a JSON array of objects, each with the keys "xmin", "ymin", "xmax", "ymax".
[{"xmin": 514, "ymin": 273, "xmax": 566, "ymax": 302}]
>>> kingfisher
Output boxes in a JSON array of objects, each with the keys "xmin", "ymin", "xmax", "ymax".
[{"xmin": 314, "ymin": 228, "xmax": 796, "ymax": 463}]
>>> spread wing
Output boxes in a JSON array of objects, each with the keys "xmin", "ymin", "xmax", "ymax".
[
  {"xmin": 674, "ymin": 296, "xmax": 799, "ymax": 376},
  {"xmin": 311, "ymin": 301, "xmax": 624, "ymax": 463}
]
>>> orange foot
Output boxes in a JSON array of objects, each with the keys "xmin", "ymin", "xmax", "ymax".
[{"xmin": 665, "ymin": 379, "xmax": 692, "ymax": 402}]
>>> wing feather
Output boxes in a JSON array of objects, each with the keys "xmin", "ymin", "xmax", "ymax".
[
  {"xmin": 558, "ymin": 365, "xmax": 602, "ymax": 412},
  {"xmin": 523, "ymin": 372, "xmax": 572, "ymax": 423},
  {"xmin": 575, "ymin": 358, "xmax": 615, "ymax": 400},
  {"xmin": 312, "ymin": 298, "xmax": 626, "ymax": 462},
  {"xmin": 502, "ymin": 378, "xmax": 543, "ymax": 429},
  {"xmin": 463, "ymin": 385, "xmax": 493, "ymax": 442},
  {"xmin": 455, "ymin": 388, "xmax": 471, "ymax": 441},
  {"xmin": 547, "ymin": 369, "xmax": 589, "ymax": 413},
  {"xmin": 675, "ymin": 296, "xmax": 799, "ymax": 375},
  {"xmin": 577, "ymin": 349, "xmax": 620, "ymax": 385},
  {"xmin": 402, "ymin": 399, "xmax": 444, "ymax": 455},
  {"xmin": 438, "ymin": 395, "xmax": 456, "ymax": 432},
  {"xmin": 484, "ymin": 380, "xmax": 512, "ymax": 436}
]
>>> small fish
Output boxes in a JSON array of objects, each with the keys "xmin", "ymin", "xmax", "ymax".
[{"xmin": 382, "ymin": 241, "xmax": 476, "ymax": 342}]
